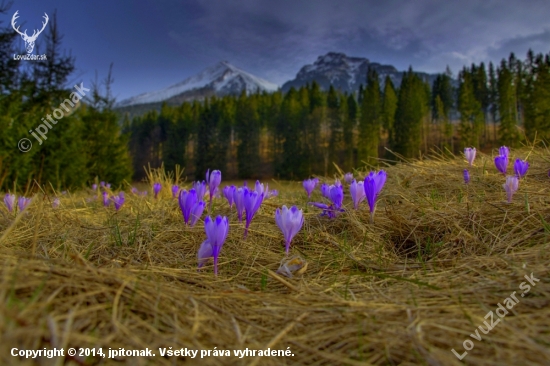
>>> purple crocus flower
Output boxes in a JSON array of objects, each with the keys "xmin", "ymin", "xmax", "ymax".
[
  {"xmin": 329, "ymin": 184, "xmax": 344, "ymax": 209},
  {"xmin": 4, "ymin": 193, "xmax": 15, "ymax": 212},
  {"xmin": 102, "ymin": 191, "xmax": 110, "ymax": 207},
  {"xmin": 310, "ymin": 184, "xmax": 344, "ymax": 218},
  {"xmin": 172, "ymin": 185, "xmax": 180, "ymax": 198},
  {"xmin": 153, "ymin": 182, "xmax": 161, "ymax": 198},
  {"xmin": 100, "ymin": 181, "xmax": 105, "ymax": 188},
  {"xmin": 193, "ymin": 181, "xmax": 207, "ymax": 199},
  {"xmin": 52, "ymin": 197, "xmax": 60, "ymax": 208},
  {"xmin": 131, "ymin": 187, "xmax": 138, "ymax": 195},
  {"xmin": 350, "ymin": 180, "xmax": 365, "ymax": 209},
  {"xmin": 463, "ymin": 169, "xmax": 470, "ymax": 184},
  {"xmin": 303, "ymin": 178, "xmax": 318, "ymax": 198},
  {"xmin": 499, "ymin": 146, "xmax": 510, "ymax": 158},
  {"xmin": 275, "ymin": 205, "xmax": 304, "ymax": 255},
  {"xmin": 206, "ymin": 169, "xmax": 222, "ymax": 207},
  {"xmin": 233, "ymin": 187, "xmax": 245, "ymax": 222},
  {"xmin": 344, "ymin": 173, "xmax": 354, "ymax": 184},
  {"xmin": 464, "ymin": 147, "xmax": 476, "ymax": 166},
  {"xmin": 514, "ymin": 159, "xmax": 529, "ymax": 179},
  {"xmin": 494, "ymin": 155, "xmax": 508, "ymax": 175},
  {"xmin": 178, "ymin": 189, "xmax": 205, "ymax": 227},
  {"xmin": 198, "ymin": 215, "xmax": 229, "ymax": 275},
  {"xmin": 320, "ymin": 183, "xmax": 330, "ymax": 198},
  {"xmin": 113, "ymin": 193, "xmax": 125, "ymax": 211},
  {"xmin": 266, "ymin": 189, "xmax": 278, "ymax": 199},
  {"xmin": 243, "ymin": 188, "xmax": 264, "ymax": 237},
  {"xmin": 255, "ymin": 180, "xmax": 268, "ymax": 195},
  {"xmin": 223, "ymin": 185, "xmax": 236, "ymax": 208},
  {"xmin": 503, "ymin": 176, "xmax": 519, "ymax": 203},
  {"xmin": 92, "ymin": 184, "xmax": 98, "ymax": 190},
  {"xmin": 18, "ymin": 196, "xmax": 31, "ymax": 212},
  {"xmin": 364, "ymin": 170, "xmax": 387, "ymax": 223}
]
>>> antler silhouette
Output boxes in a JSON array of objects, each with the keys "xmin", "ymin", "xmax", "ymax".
[
  {"xmin": 11, "ymin": 10, "xmax": 25, "ymax": 37},
  {"xmin": 11, "ymin": 11, "xmax": 49, "ymax": 41}
]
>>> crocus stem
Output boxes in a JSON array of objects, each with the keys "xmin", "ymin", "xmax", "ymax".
[
  {"xmin": 369, "ymin": 211, "xmax": 374, "ymax": 224},
  {"xmin": 214, "ymin": 256, "xmax": 218, "ymax": 276}
]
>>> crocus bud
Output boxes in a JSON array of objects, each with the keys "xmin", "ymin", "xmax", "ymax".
[
  {"xmin": 344, "ymin": 173, "xmax": 354, "ymax": 184},
  {"xmin": 514, "ymin": 159, "xmax": 529, "ymax": 179},
  {"xmin": 350, "ymin": 180, "xmax": 365, "ymax": 209},
  {"xmin": 464, "ymin": 147, "xmax": 476, "ymax": 166},
  {"xmin": 223, "ymin": 185, "xmax": 236, "ymax": 208},
  {"xmin": 172, "ymin": 185, "xmax": 180, "ymax": 198},
  {"xmin": 198, "ymin": 215, "xmax": 229, "ymax": 275},
  {"xmin": 503, "ymin": 175, "xmax": 519, "ymax": 203},
  {"xmin": 153, "ymin": 183, "xmax": 161, "ymax": 198},
  {"xmin": 494, "ymin": 155, "xmax": 508, "ymax": 175},
  {"xmin": 499, "ymin": 146, "xmax": 510, "ymax": 158},
  {"xmin": 275, "ymin": 205, "xmax": 304, "ymax": 254},
  {"xmin": 4, "ymin": 193, "xmax": 15, "ymax": 212},
  {"xmin": 303, "ymin": 179, "xmax": 317, "ymax": 198},
  {"xmin": 463, "ymin": 169, "xmax": 470, "ymax": 184}
]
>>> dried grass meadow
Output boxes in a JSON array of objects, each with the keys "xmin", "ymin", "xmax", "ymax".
[{"xmin": 1, "ymin": 146, "xmax": 549, "ymax": 366}]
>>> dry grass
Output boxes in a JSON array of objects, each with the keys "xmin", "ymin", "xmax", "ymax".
[{"xmin": 1, "ymin": 147, "xmax": 550, "ymax": 365}]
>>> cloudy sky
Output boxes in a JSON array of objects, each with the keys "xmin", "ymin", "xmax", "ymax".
[{"xmin": 7, "ymin": 0, "xmax": 550, "ymax": 101}]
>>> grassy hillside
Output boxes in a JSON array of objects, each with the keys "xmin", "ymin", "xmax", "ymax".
[{"xmin": 1, "ymin": 147, "xmax": 549, "ymax": 365}]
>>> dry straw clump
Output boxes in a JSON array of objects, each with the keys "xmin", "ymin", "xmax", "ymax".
[{"xmin": 0, "ymin": 147, "xmax": 549, "ymax": 365}]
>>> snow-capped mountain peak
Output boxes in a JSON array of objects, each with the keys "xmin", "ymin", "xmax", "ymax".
[
  {"xmin": 117, "ymin": 61, "xmax": 278, "ymax": 107},
  {"xmin": 282, "ymin": 52, "xmax": 435, "ymax": 93}
]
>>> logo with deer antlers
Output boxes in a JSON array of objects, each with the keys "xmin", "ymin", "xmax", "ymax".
[{"xmin": 11, "ymin": 10, "xmax": 49, "ymax": 54}]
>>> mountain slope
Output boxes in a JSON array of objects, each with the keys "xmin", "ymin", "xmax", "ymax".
[
  {"xmin": 282, "ymin": 52, "xmax": 437, "ymax": 93},
  {"xmin": 117, "ymin": 61, "xmax": 279, "ymax": 108}
]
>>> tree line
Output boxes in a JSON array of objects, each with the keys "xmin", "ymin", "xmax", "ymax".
[
  {"xmin": 1, "ymin": 0, "xmax": 549, "ymax": 189},
  {"xmin": 127, "ymin": 49, "xmax": 550, "ymax": 181}
]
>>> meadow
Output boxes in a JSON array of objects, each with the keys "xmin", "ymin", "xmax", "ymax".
[{"xmin": 1, "ymin": 146, "xmax": 549, "ymax": 366}]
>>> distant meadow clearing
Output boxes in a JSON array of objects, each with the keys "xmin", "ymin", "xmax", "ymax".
[{"xmin": 1, "ymin": 146, "xmax": 550, "ymax": 366}]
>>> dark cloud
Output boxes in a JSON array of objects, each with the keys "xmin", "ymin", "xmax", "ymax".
[{"xmin": 6, "ymin": 0, "xmax": 550, "ymax": 99}]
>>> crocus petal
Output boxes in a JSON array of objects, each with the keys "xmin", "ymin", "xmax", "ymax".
[
  {"xmin": 329, "ymin": 185, "xmax": 343, "ymax": 208},
  {"xmin": 310, "ymin": 202, "xmax": 329, "ymax": 210},
  {"xmin": 494, "ymin": 155, "xmax": 508, "ymax": 175},
  {"xmin": 4, "ymin": 193, "xmax": 15, "ymax": 212},
  {"xmin": 190, "ymin": 201, "xmax": 205, "ymax": 227},
  {"xmin": 303, "ymin": 179, "xmax": 317, "ymax": 197},
  {"xmin": 514, "ymin": 159, "xmax": 529, "ymax": 178},
  {"xmin": 198, "ymin": 239, "xmax": 213, "ymax": 268},
  {"xmin": 223, "ymin": 185, "xmax": 235, "ymax": 207},
  {"xmin": 464, "ymin": 147, "xmax": 476, "ymax": 166},
  {"xmin": 153, "ymin": 183, "xmax": 162, "ymax": 198},
  {"xmin": 503, "ymin": 175, "xmax": 519, "ymax": 203},
  {"xmin": 364, "ymin": 178, "xmax": 377, "ymax": 213},
  {"xmin": 320, "ymin": 183, "xmax": 330, "ymax": 198},
  {"xmin": 233, "ymin": 188, "xmax": 245, "ymax": 222},
  {"xmin": 350, "ymin": 180, "xmax": 366, "ymax": 209},
  {"xmin": 499, "ymin": 146, "xmax": 510, "ymax": 158},
  {"xmin": 275, "ymin": 205, "xmax": 304, "ymax": 254},
  {"xmin": 463, "ymin": 169, "xmax": 470, "ymax": 184},
  {"xmin": 344, "ymin": 173, "xmax": 354, "ymax": 184}
]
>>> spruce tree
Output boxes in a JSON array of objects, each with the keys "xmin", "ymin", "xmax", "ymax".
[
  {"xmin": 497, "ymin": 60, "xmax": 520, "ymax": 146},
  {"xmin": 458, "ymin": 68, "xmax": 484, "ymax": 148},
  {"xmin": 359, "ymin": 69, "xmax": 381, "ymax": 165},
  {"xmin": 392, "ymin": 68, "xmax": 426, "ymax": 158},
  {"xmin": 381, "ymin": 76, "xmax": 397, "ymax": 149}
]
